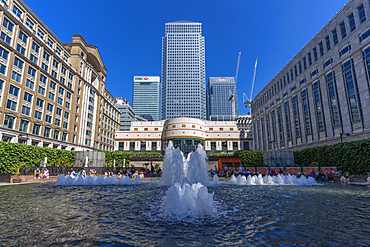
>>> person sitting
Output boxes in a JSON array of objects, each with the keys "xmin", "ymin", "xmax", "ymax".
[
  {"xmin": 318, "ymin": 170, "xmax": 326, "ymax": 181},
  {"xmin": 34, "ymin": 168, "xmax": 41, "ymax": 179},
  {"xmin": 104, "ymin": 171, "xmax": 108, "ymax": 177},
  {"xmin": 81, "ymin": 169, "xmax": 86, "ymax": 178},
  {"xmin": 268, "ymin": 170, "xmax": 274, "ymax": 176},
  {"xmin": 158, "ymin": 167, "xmax": 162, "ymax": 176},
  {"xmin": 278, "ymin": 168, "xmax": 284, "ymax": 174},
  {"xmin": 90, "ymin": 169, "xmax": 96, "ymax": 177},
  {"xmin": 310, "ymin": 170, "xmax": 317, "ymax": 178},
  {"xmin": 70, "ymin": 169, "xmax": 76, "ymax": 178},
  {"xmin": 42, "ymin": 168, "xmax": 49, "ymax": 179},
  {"xmin": 139, "ymin": 171, "xmax": 144, "ymax": 179},
  {"xmin": 328, "ymin": 168, "xmax": 335, "ymax": 182},
  {"xmin": 340, "ymin": 171, "xmax": 350, "ymax": 185},
  {"xmin": 246, "ymin": 169, "xmax": 252, "ymax": 176},
  {"xmin": 117, "ymin": 172, "xmax": 122, "ymax": 179}
]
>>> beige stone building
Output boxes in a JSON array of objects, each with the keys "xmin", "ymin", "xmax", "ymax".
[
  {"xmin": 0, "ymin": 0, "xmax": 120, "ymax": 151},
  {"xmin": 114, "ymin": 116, "xmax": 253, "ymax": 155}
]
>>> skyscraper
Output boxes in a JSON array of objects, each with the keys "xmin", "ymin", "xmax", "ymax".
[
  {"xmin": 206, "ymin": 77, "xmax": 239, "ymax": 121},
  {"xmin": 161, "ymin": 20, "xmax": 206, "ymax": 120},
  {"xmin": 132, "ymin": 76, "xmax": 160, "ymax": 121}
]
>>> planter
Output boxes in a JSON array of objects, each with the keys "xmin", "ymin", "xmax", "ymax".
[
  {"xmin": 0, "ymin": 173, "xmax": 11, "ymax": 183},
  {"xmin": 12, "ymin": 178, "xmax": 22, "ymax": 183}
]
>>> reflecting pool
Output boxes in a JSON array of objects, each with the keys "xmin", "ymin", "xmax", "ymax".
[{"xmin": 1, "ymin": 182, "xmax": 369, "ymax": 246}]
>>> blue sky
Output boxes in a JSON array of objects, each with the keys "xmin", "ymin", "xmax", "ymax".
[{"xmin": 26, "ymin": 0, "xmax": 348, "ymax": 116}]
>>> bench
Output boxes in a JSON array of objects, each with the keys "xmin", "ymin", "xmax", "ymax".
[{"xmin": 0, "ymin": 173, "xmax": 11, "ymax": 183}]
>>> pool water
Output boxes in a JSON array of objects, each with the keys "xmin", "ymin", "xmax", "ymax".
[{"xmin": 0, "ymin": 182, "xmax": 369, "ymax": 246}]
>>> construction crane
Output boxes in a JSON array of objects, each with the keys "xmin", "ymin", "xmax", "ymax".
[
  {"xmin": 229, "ymin": 52, "xmax": 241, "ymax": 120},
  {"xmin": 243, "ymin": 58, "xmax": 258, "ymax": 110}
]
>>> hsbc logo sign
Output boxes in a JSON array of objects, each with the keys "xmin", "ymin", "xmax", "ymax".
[
  {"xmin": 134, "ymin": 76, "xmax": 160, "ymax": 82},
  {"xmin": 135, "ymin": 77, "xmax": 149, "ymax": 80}
]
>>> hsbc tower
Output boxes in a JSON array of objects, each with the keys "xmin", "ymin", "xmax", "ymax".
[
  {"xmin": 161, "ymin": 20, "xmax": 206, "ymax": 120},
  {"xmin": 132, "ymin": 76, "xmax": 160, "ymax": 121}
]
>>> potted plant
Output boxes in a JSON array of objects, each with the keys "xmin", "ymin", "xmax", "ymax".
[{"xmin": 12, "ymin": 162, "xmax": 26, "ymax": 183}]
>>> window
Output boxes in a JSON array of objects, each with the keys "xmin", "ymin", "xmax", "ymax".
[
  {"xmin": 43, "ymin": 52, "xmax": 50, "ymax": 62},
  {"xmin": 13, "ymin": 57, "xmax": 24, "ymax": 70},
  {"xmin": 277, "ymin": 105, "xmax": 284, "ymax": 148},
  {"xmin": 9, "ymin": 85, "xmax": 19, "ymax": 97},
  {"xmin": 64, "ymin": 112, "xmax": 69, "ymax": 119},
  {"xmin": 311, "ymin": 69, "xmax": 318, "ymax": 78},
  {"xmin": 58, "ymin": 87, "xmax": 64, "ymax": 95},
  {"xmin": 52, "ymin": 59, "xmax": 59, "ymax": 69},
  {"xmin": 0, "ymin": 79, "xmax": 2, "ymax": 90},
  {"xmin": 65, "ymin": 102, "xmax": 70, "ymax": 109},
  {"xmin": 0, "ymin": 32, "xmax": 11, "ymax": 45},
  {"xmin": 37, "ymin": 29, "xmax": 44, "ymax": 40},
  {"xmin": 57, "ymin": 97, "xmax": 63, "ymax": 105},
  {"xmin": 26, "ymin": 18, "xmax": 34, "ymax": 30},
  {"xmin": 19, "ymin": 120, "xmax": 28, "ymax": 132},
  {"xmin": 6, "ymin": 99, "xmax": 17, "ymax": 111},
  {"xmin": 294, "ymin": 65, "xmax": 298, "ymax": 77},
  {"xmin": 301, "ymin": 89, "xmax": 313, "ymax": 142},
  {"xmin": 348, "ymin": 13, "xmax": 356, "ymax": 32},
  {"xmin": 62, "ymin": 132, "xmax": 67, "ymax": 142},
  {"xmin": 11, "ymin": 71, "xmax": 21, "ymax": 83},
  {"xmin": 233, "ymin": 142, "xmax": 238, "ymax": 151},
  {"xmin": 47, "ymin": 39, "xmax": 54, "ymax": 49},
  {"xmin": 32, "ymin": 124, "xmax": 40, "ymax": 135},
  {"xmin": 31, "ymin": 42, "xmax": 40, "ymax": 53},
  {"xmin": 284, "ymin": 101, "xmax": 292, "ymax": 145},
  {"xmin": 13, "ymin": 5, "xmax": 22, "ymax": 18},
  {"xmin": 46, "ymin": 103, "xmax": 53, "ymax": 112},
  {"xmin": 324, "ymin": 58, "xmax": 333, "ymax": 68},
  {"xmin": 23, "ymin": 92, "xmax": 33, "ymax": 103},
  {"xmin": 0, "ymin": 47, "xmax": 9, "ymax": 60},
  {"xmin": 48, "ymin": 92, "xmax": 55, "ymax": 101},
  {"xmin": 358, "ymin": 4, "xmax": 366, "ymax": 24},
  {"xmin": 45, "ymin": 115, "xmax": 52, "ymax": 123},
  {"xmin": 298, "ymin": 61, "xmax": 302, "ymax": 74},
  {"xmin": 25, "ymin": 79, "xmax": 34, "ymax": 90},
  {"xmin": 44, "ymin": 127, "xmax": 51, "ymax": 138},
  {"xmin": 63, "ymin": 122, "xmax": 68, "ymax": 129},
  {"xmin": 51, "ymin": 71, "xmax": 58, "ymax": 79},
  {"xmin": 34, "ymin": 110, "xmax": 42, "ymax": 120},
  {"xmin": 332, "ymin": 29, "xmax": 338, "ymax": 46},
  {"xmin": 36, "ymin": 98, "xmax": 44, "ymax": 107},
  {"xmin": 56, "ymin": 107, "xmax": 62, "ymax": 116},
  {"xmin": 325, "ymin": 36, "xmax": 331, "ymax": 51},
  {"xmin": 340, "ymin": 22, "xmax": 347, "ymax": 39},
  {"xmin": 38, "ymin": 86, "xmax": 45, "ymax": 96},
  {"xmin": 3, "ymin": 115, "xmax": 15, "ymax": 129},
  {"xmin": 21, "ymin": 105, "xmax": 30, "ymax": 116},
  {"xmin": 56, "ymin": 47, "xmax": 61, "ymax": 56},
  {"xmin": 312, "ymin": 81, "xmax": 326, "ymax": 139},
  {"xmin": 300, "ymin": 78, "xmax": 306, "ymax": 85},
  {"xmin": 61, "ymin": 67, "xmax": 66, "ymax": 75},
  {"xmin": 308, "ymin": 52, "xmax": 312, "ymax": 66},
  {"xmin": 343, "ymin": 59, "xmax": 363, "ymax": 131},
  {"xmin": 53, "ymin": 130, "xmax": 59, "ymax": 140},
  {"xmin": 30, "ymin": 54, "xmax": 38, "ymax": 64},
  {"xmin": 360, "ymin": 28, "xmax": 370, "ymax": 42},
  {"xmin": 2, "ymin": 18, "xmax": 14, "ymax": 32},
  {"xmin": 291, "ymin": 85, "xmax": 296, "ymax": 92},
  {"xmin": 303, "ymin": 57, "xmax": 307, "ymax": 70},
  {"xmin": 66, "ymin": 92, "xmax": 71, "ymax": 100},
  {"xmin": 326, "ymin": 71, "xmax": 342, "ymax": 135},
  {"xmin": 292, "ymin": 95, "xmax": 301, "ymax": 144},
  {"xmin": 313, "ymin": 47, "xmax": 318, "ymax": 61},
  {"xmin": 18, "ymin": 31, "xmax": 27, "ymax": 43},
  {"xmin": 50, "ymin": 81, "xmax": 56, "ymax": 90},
  {"xmin": 41, "ymin": 63, "xmax": 48, "ymax": 72},
  {"xmin": 28, "ymin": 66, "xmax": 36, "ymax": 77},
  {"xmin": 319, "ymin": 42, "xmax": 324, "ymax": 57}
]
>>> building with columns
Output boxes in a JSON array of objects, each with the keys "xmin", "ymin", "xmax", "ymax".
[
  {"xmin": 114, "ymin": 116, "xmax": 253, "ymax": 155},
  {"xmin": 0, "ymin": 0, "xmax": 120, "ymax": 151},
  {"xmin": 251, "ymin": 0, "xmax": 370, "ymax": 151}
]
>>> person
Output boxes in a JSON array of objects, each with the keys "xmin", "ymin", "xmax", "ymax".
[
  {"xmin": 152, "ymin": 169, "xmax": 156, "ymax": 177},
  {"xmin": 70, "ymin": 169, "xmax": 76, "ymax": 178},
  {"xmin": 215, "ymin": 165, "xmax": 217, "ymax": 172},
  {"xmin": 328, "ymin": 168, "xmax": 335, "ymax": 182},
  {"xmin": 158, "ymin": 167, "xmax": 162, "ymax": 176},
  {"xmin": 310, "ymin": 170, "xmax": 317, "ymax": 178},
  {"xmin": 104, "ymin": 171, "xmax": 108, "ymax": 177},
  {"xmin": 139, "ymin": 171, "xmax": 144, "ymax": 179},
  {"xmin": 109, "ymin": 171, "xmax": 114, "ymax": 177},
  {"xmin": 246, "ymin": 169, "xmax": 251, "ymax": 176},
  {"xmin": 340, "ymin": 171, "xmax": 350, "ymax": 185},
  {"xmin": 151, "ymin": 165, "xmax": 154, "ymax": 176},
  {"xmin": 34, "ymin": 168, "xmax": 41, "ymax": 179},
  {"xmin": 268, "ymin": 169, "xmax": 273, "ymax": 176},
  {"xmin": 318, "ymin": 170, "xmax": 326, "ymax": 181},
  {"xmin": 278, "ymin": 168, "xmax": 284, "ymax": 174},
  {"xmin": 42, "ymin": 168, "xmax": 49, "ymax": 179},
  {"xmin": 81, "ymin": 169, "xmax": 86, "ymax": 178},
  {"xmin": 238, "ymin": 165, "xmax": 243, "ymax": 174},
  {"xmin": 117, "ymin": 172, "xmax": 122, "ymax": 179},
  {"xmin": 90, "ymin": 169, "xmax": 96, "ymax": 177}
]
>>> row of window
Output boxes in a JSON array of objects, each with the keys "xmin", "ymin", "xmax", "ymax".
[
  {"xmin": 253, "ymin": 2, "xmax": 369, "ymax": 114},
  {"xmin": 254, "ymin": 48, "xmax": 370, "ymax": 150}
]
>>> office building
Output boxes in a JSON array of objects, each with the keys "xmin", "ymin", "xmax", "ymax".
[
  {"xmin": 161, "ymin": 20, "xmax": 206, "ymax": 120},
  {"xmin": 251, "ymin": 0, "xmax": 370, "ymax": 151},
  {"xmin": 114, "ymin": 116, "xmax": 253, "ymax": 154},
  {"xmin": 206, "ymin": 77, "xmax": 239, "ymax": 121},
  {"xmin": 132, "ymin": 76, "xmax": 160, "ymax": 121},
  {"xmin": 0, "ymin": 0, "xmax": 120, "ymax": 151},
  {"xmin": 116, "ymin": 97, "xmax": 136, "ymax": 131}
]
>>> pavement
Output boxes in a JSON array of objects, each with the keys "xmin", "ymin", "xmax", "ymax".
[{"xmin": 0, "ymin": 176, "xmax": 58, "ymax": 187}]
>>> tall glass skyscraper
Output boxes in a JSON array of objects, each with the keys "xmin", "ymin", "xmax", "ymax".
[
  {"xmin": 206, "ymin": 77, "xmax": 239, "ymax": 121},
  {"xmin": 161, "ymin": 20, "xmax": 206, "ymax": 120},
  {"xmin": 132, "ymin": 76, "xmax": 160, "ymax": 121}
]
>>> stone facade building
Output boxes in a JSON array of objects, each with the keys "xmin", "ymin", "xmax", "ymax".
[
  {"xmin": 252, "ymin": 0, "xmax": 370, "ymax": 150},
  {"xmin": 114, "ymin": 116, "xmax": 253, "ymax": 155},
  {"xmin": 0, "ymin": 0, "xmax": 120, "ymax": 151}
]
